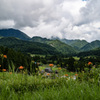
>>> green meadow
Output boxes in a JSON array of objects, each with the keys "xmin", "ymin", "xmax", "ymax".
[
  {"xmin": 0, "ymin": 46, "xmax": 100, "ymax": 100},
  {"xmin": 0, "ymin": 66, "xmax": 100, "ymax": 100}
]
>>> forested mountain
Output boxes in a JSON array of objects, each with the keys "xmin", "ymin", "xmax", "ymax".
[
  {"xmin": 0, "ymin": 37, "xmax": 60, "ymax": 55},
  {"xmin": 81, "ymin": 40, "xmax": 100, "ymax": 51},
  {"xmin": 31, "ymin": 36, "xmax": 50, "ymax": 43},
  {"xmin": 77, "ymin": 48, "xmax": 100, "ymax": 57},
  {"xmin": 31, "ymin": 36, "xmax": 77, "ymax": 54},
  {"xmin": 60, "ymin": 39, "xmax": 88, "ymax": 50},
  {"xmin": 0, "ymin": 28, "xmax": 31, "ymax": 40},
  {"xmin": 1, "ymin": 28, "xmax": 100, "ymax": 56}
]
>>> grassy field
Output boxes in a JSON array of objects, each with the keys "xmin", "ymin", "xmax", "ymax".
[{"xmin": 0, "ymin": 66, "xmax": 100, "ymax": 100}]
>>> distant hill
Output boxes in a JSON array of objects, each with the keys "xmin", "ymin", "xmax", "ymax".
[
  {"xmin": 60, "ymin": 39, "xmax": 88, "ymax": 50},
  {"xmin": 0, "ymin": 37, "xmax": 61, "ymax": 55},
  {"xmin": 81, "ymin": 40, "xmax": 100, "ymax": 51},
  {"xmin": 77, "ymin": 48, "xmax": 100, "ymax": 57},
  {"xmin": 0, "ymin": 28, "xmax": 31, "ymax": 40},
  {"xmin": 1, "ymin": 28, "xmax": 100, "ymax": 55},
  {"xmin": 31, "ymin": 36, "xmax": 77, "ymax": 54},
  {"xmin": 31, "ymin": 36, "xmax": 50, "ymax": 43}
]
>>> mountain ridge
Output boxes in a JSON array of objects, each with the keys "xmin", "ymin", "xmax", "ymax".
[
  {"xmin": 1, "ymin": 28, "xmax": 100, "ymax": 55},
  {"xmin": 0, "ymin": 28, "xmax": 31, "ymax": 40}
]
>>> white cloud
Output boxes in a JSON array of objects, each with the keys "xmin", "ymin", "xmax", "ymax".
[{"xmin": 0, "ymin": 0, "xmax": 100, "ymax": 42}]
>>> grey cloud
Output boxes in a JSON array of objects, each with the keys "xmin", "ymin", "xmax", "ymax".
[
  {"xmin": 77, "ymin": 0, "xmax": 100, "ymax": 25},
  {"xmin": 0, "ymin": 0, "xmax": 100, "ymax": 42}
]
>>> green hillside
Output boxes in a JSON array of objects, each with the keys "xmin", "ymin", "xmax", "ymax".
[
  {"xmin": 77, "ymin": 48, "xmax": 100, "ymax": 57},
  {"xmin": 0, "ymin": 28, "xmax": 31, "ymax": 40},
  {"xmin": 31, "ymin": 37, "xmax": 77, "ymax": 54},
  {"xmin": 81, "ymin": 40, "xmax": 100, "ymax": 51},
  {"xmin": 0, "ymin": 37, "xmax": 61, "ymax": 55},
  {"xmin": 46, "ymin": 40, "xmax": 76, "ymax": 54},
  {"xmin": 31, "ymin": 36, "xmax": 50, "ymax": 43},
  {"xmin": 60, "ymin": 39, "xmax": 88, "ymax": 50}
]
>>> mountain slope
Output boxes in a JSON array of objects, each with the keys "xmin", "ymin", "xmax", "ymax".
[
  {"xmin": 31, "ymin": 36, "xmax": 50, "ymax": 43},
  {"xmin": 0, "ymin": 28, "xmax": 31, "ymax": 40},
  {"xmin": 81, "ymin": 40, "xmax": 100, "ymax": 51},
  {"xmin": 31, "ymin": 36, "xmax": 77, "ymax": 54},
  {"xmin": 60, "ymin": 39, "xmax": 88, "ymax": 50},
  {"xmin": 47, "ymin": 39, "xmax": 77, "ymax": 54},
  {"xmin": 0, "ymin": 37, "xmax": 61, "ymax": 55},
  {"xmin": 77, "ymin": 48, "xmax": 100, "ymax": 57}
]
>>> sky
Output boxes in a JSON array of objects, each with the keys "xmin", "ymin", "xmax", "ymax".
[{"xmin": 0, "ymin": 0, "xmax": 100, "ymax": 42}]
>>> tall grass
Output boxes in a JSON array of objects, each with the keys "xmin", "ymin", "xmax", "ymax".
[{"xmin": 0, "ymin": 71, "xmax": 100, "ymax": 100}]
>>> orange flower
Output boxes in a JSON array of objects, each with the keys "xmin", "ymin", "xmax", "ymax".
[
  {"xmin": 65, "ymin": 74, "xmax": 68, "ymax": 77},
  {"xmin": 2, "ymin": 69, "xmax": 6, "ymax": 72},
  {"xmin": 47, "ymin": 73, "xmax": 50, "ymax": 76},
  {"xmin": 58, "ymin": 67, "xmax": 61, "ymax": 70},
  {"xmin": 49, "ymin": 64, "xmax": 54, "ymax": 67},
  {"xmin": 3, "ymin": 55, "xmax": 7, "ymax": 58},
  {"xmin": 9, "ymin": 72, "xmax": 12, "ymax": 74},
  {"xmin": 75, "ymin": 74, "xmax": 78, "ymax": 76},
  {"xmin": 0, "ymin": 65, "xmax": 1, "ymax": 67},
  {"xmin": 88, "ymin": 62, "xmax": 92, "ymax": 65},
  {"xmin": 19, "ymin": 66, "xmax": 24, "ymax": 70}
]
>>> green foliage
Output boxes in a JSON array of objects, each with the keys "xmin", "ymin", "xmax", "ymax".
[
  {"xmin": 0, "ymin": 46, "xmax": 38, "ymax": 73},
  {"xmin": 77, "ymin": 48, "xmax": 100, "ymax": 57},
  {"xmin": 81, "ymin": 40, "xmax": 100, "ymax": 51},
  {"xmin": 0, "ymin": 37, "xmax": 60, "ymax": 55},
  {"xmin": 31, "ymin": 36, "xmax": 77, "ymax": 54},
  {"xmin": 61, "ymin": 39, "xmax": 88, "ymax": 50},
  {"xmin": 0, "ymin": 72, "xmax": 100, "ymax": 100}
]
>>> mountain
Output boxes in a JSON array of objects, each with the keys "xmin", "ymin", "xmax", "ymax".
[
  {"xmin": 31, "ymin": 36, "xmax": 50, "ymax": 43},
  {"xmin": 81, "ymin": 40, "xmax": 100, "ymax": 51},
  {"xmin": 60, "ymin": 39, "xmax": 88, "ymax": 50},
  {"xmin": 0, "ymin": 37, "xmax": 61, "ymax": 55},
  {"xmin": 0, "ymin": 28, "xmax": 31, "ymax": 40},
  {"xmin": 77, "ymin": 48, "xmax": 100, "ymax": 57},
  {"xmin": 31, "ymin": 36, "xmax": 77, "ymax": 54}
]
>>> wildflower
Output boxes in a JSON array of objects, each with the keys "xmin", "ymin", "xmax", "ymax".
[
  {"xmin": 9, "ymin": 72, "xmax": 12, "ymax": 74},
  {"xmin": 19, "ymin": 66, "xmax": 24, "ymax": 70},
  {"xmin": 49, "ymin": 64, "xmax": 54, "ymax": 67},
  {"xmin": 75, "ymin": 74, "xmax": 78, "ymax": 76},
  {"xmin": 3, "ymin": 55, "xmax": 7, "ymax": 58},
  {"xmin": 2, "ymin": 69, "xmax": 6, "ymax": 72},
  {"xmin": 88, "ymin": 62, "xmax": 92, "ymax": 65},
  {"xmin": 58, "ymin": 67, "xmax": 61, "ymax": 70},
  {"xmin": 70, "ymin": 76, "xmax": 73, "ymax": 79},
  {"xmin": 65, "ymin": 74, "xmax": 68, "ymax": 77},
  {"xmin": 47, "ymin": 73, "xmax": 50, "ymax": 76}
]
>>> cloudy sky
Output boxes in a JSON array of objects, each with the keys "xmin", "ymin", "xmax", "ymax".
[{"xmin": 0, "ymin": 0, "xmax": 100, "ymax": 42}]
